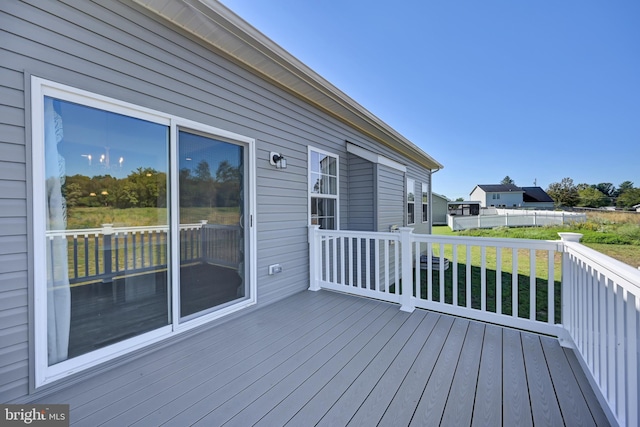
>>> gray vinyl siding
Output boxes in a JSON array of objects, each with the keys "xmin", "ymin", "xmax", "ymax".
[
  {"xmin": 376, "ymin": 165, "xmax": 405, "ymax": 232},
  {"xmin": 0, "ymin": 0, "xmax": 436, "ymax": 401},
  {"xmin": 0, "ymin": 57, "xmax": 28, "ymax": 401},
  {"xmin": 347, "ymin": 153, "xmax": 374, "ymax": 231}
]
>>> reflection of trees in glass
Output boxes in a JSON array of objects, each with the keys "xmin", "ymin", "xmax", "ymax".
[
  {"xmin": 62, "ymin": 167, "xmax": 166, "ymax": 209},
  {"xmin": 179, "ymin": 160, "xmax": 240, "ymax": 208}
]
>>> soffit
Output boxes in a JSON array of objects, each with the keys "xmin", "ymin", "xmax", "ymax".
[{"xmin": 130, "ymin": 0, "xmax": 443, "ymax": 171}]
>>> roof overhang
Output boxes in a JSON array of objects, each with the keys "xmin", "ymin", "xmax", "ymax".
[{"xmin": 130, "ymin": 0, "xmax": 443, "ymax": 171}]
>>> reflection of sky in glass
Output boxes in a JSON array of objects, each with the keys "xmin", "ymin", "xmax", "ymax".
[
  {"xmin": 178, "ymin": 131, "xmax": 241, "ymax": 175},
  {"xmin": 49, "ymin": 97, "xmax": 168, "ymax": 179}
]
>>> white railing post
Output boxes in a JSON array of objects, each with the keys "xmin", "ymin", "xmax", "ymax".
[
  {"xmin": 308, "ymin": 225, "xmax": 321, "ymax": 291},
  {"xmin": 399, "ymin": 227, "xmax": 415, "ymax": 313},
  {"xmin": 557, "ymin": 232, "xmax": 583, "ymax": 348}
]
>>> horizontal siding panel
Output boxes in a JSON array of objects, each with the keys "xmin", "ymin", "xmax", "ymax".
[
  {"xmin": 0, "ymin": 378, "xmax": 28, "ymax": 404},
  {"xmin": 0, "ymin": 199, "xmax": 27, "ymax": 218},
  {"xmin": 0, "ymin": 342, "xmax": 28, "ymax": 368},
  {"xmin": 0, "ymin": 161, "xmax": 26, "ymax": 181},
  {"xmin": 0, "ymin": 67, "xmax": 25, "ymax": 91},
  {"xmin": 0, "ymin": 218, "xmax": 27, "ymax": 236},
  {"xmin": 0, "ymin": 125, "xmax": 25, "ymax": 146},
  {"xmin": 0, "ymin": 271, "xmax": 28, "ymax": 292},
  {"xmin": 0, "ymin": 289, "xmax": 27, "ymax": 311},
  {"xmin": 0, "ymin": 142, "xmax": 26, "ymax": 163},
  {"xmin": 0, "ymin": 253, "xmax": 28, "ymax": 274},
  {"xmin": 0, "ymin": 105, "xmax": 23, "ymax": 127},
  {"xmin": 0, "ymin": 361, "xmax": 28, "ymax": 386},
  {"xmin": 0, "ymin": 325, "xmax": 28, "ymax": 349},
  {"xmin": 0, "ymin": 235, "xmax": 27, "ymax": 254},
  {"xmin": 0, "ymin": 86, "xmax": 24, "ymax": 109},
  {"xmin": 0, "ymin": 307, "xmax": 27, "ymax": 331}
]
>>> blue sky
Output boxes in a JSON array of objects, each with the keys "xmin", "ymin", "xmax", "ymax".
[{"xmin": 220, "ymin": 0, "xmax": 640, "ymax": 200}]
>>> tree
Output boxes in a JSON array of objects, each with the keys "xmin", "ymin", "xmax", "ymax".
[
  {"xmin": 578, "ymin": 187, "xmax": 609, "ymax": 208},
  {"xmin": 501, "ymin": 176, "xmax": 515, "ymax": 186},
  {"xmin": 617, "ymin": 188, "xmax": 640, "ymax": 208},
  {"xmin": 595, "ymin": 183, "xmax": 616, "ymax": 198},
  {"xmin": 615, "ymin": 181, "xmax": 634, "ymax": 197},
  {"xmin": 546, "ymin": 177, "xmax": 579, "ymax": 207}
]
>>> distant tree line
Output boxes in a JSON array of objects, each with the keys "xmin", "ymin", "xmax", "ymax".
[
  {"xmin": 62, "ymin": 160, "xmax": 240, "ymax": 209},
  {"xmin": 546, "ymin": 178, "xmax": 640, "ymax": 209}
]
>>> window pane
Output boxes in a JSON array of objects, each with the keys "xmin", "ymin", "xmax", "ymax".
[
  {"xmin": 407, "ymin": 203, "xmax": 415, "ymax": 224},
  {"xmin": 44, "ymin": 97, "xmax": 169, "ymax": 365},
  {"xmin": 310, "ymin": 197, "xmax": 336, "ymax": 230},
  {"xmin": 178, "ymin": 131, "xmax": 245, "ymax": 319},
  {"xmin": 422, "ymin": 204, "xmax": 428, "ymax": 222}
]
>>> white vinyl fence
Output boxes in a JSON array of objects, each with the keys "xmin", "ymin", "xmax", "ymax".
[{"xmin": 448, "ymin": 209, "xmax": 587, "ymax": 231}]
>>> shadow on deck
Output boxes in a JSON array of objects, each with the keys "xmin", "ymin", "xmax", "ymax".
[{"xmin": 37, "ymin": 290, "xmax": 608, "ymax": 426}]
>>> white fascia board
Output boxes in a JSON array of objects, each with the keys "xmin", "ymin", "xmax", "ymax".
[{"xmin": 346, "ymin": 143, "xmax": 406, "ymax": 173}]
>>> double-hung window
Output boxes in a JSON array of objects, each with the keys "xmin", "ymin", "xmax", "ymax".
[
  {"xmin": 309, "ymin": 148, "xmax": 338, "ymax": 230},
  {"xmin": 407, "ymin": 178, "xmax": 415, "ymax": 225}
]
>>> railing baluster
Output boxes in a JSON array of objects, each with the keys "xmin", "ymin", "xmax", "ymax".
[
  {"xmin": 614, "ymin": 284, "xmax": 625, "ymax": 423},
  {"xmin": 355, "ymin": 237, "xmax": 361, "ymax": 288},
  {"xmin": 94, "ymin": 234, "xmax": 100, "ymax": 275},
  {"xmin": 414, "ymin": 241, "xmax": 420, "ymax": 298},
  {"xmin": 529, "ymin": 249, "xmax": 535, "ymax": 321},
  {"xmin": 365, "ymin": 238, "xmax": 371, "ymax": 290},
  {"xmin": 496, "ymin": 247, "xmax": 502, "ymax": 315},
  {"xmin": 84, "ymin": 234, "xmax": 89, "ymax": 277},
  {"xmin": 512, "ymin": 248, "xmax": 517, "ymax": 317},
  {"xmin": 384, "ymin": 239, "xmax": 389, "ymax": 293},
  {"xmin": 481, "ymin": 246, "xmax": 486, "ymax": 312},
  {"xmin": 73, "ymin": 234, "xmax": 78, "ymax": 280},
  {"xmin": 466, "ymin": 245, "xmax": 472, "ymax": 308},
  {"xmin": 427, "ymin": 242, "xmax": 432, "ymax": 301},
  {"xmin": 439, "ymin": 243, "xmax": 445, "ymax": 303},
  {"xmin": 115, "ymin": 233, "xmax": 120, "ymax": 272},
  {"xmin": 452, "ymin": 244, "xmax": 458, "ymax": 307},
  {"xmin": 547, "ymin": 249, "xmax": 554, "ymax": 324},
  {"xmin": 332, "ymin": 236, "xmax": 337, "ymax": 285},
  {"xmin": 124, "ymin": 232, "xmax": 129, "ymax": 271},
  {"xmin": 141, "ymin": 231, "xmax": 145, "ymax": 267}
]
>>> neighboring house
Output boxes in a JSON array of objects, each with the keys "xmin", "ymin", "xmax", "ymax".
[
  {"xmin": 431, "ymin": 193, "xmax": 450, "ymax": 225},
  {"xmin": 521, "ymin": 186, "xmax": 555, "ymax": 209},
  {"xmin": 470, "ymin": 184, "xmax": 524, "ymax": 207},
  {"xmin": 0, "ymin": 0, "xmax": 442, "ymax": 402},
  {"xmin": 469, "ymin": 184, "xmax": 554, "ymax": 209}
]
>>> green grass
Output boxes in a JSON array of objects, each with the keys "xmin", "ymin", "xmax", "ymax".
[
  {"xmin": 433, "ymin": 211, "xmax": 640, "ymax": 268},
  {"xmin": 67, "ymin": 206, "xmax": 240, "ymax": 229},
  {"xmin": 422, "ymin": 265, "xmax": 561, "ymax": 323}
]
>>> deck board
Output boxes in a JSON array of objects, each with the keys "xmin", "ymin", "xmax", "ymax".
[
  {"xmin": 472, "ymin": 323, "xmax": 502, "ymax": 426},
  {"xmin": 502, "ymin": 328, "xmax": 533, "ymax": 426},
  {"xmin": 440, "ymin": 321, "xmax": 484, "ymax": 426},
  {"xmin": 29, "ymin": 290, "xmax": 610, "ymax": 427},
  {"xmin": 522, "ymin": 333, "xmax": 564, "ymax": 426}
]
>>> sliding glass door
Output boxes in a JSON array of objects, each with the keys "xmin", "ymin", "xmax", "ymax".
[
  {"xmin": 178, "ymin": 131, "xmax": 247, "ymax": 320},
  {"xmin": 34, "ymin": 78, "xmax": 254, "ymax": 385}
]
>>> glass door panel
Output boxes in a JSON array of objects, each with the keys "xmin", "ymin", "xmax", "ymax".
[
  {"xmin": 43, "ymin": 97, "xmax": 170, "ymax": 365},
  {"xmin": 178, "ymin": 130, "xmax": 246, "ymax": 320}
]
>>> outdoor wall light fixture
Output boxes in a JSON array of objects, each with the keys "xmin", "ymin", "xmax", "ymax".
[{"xmin": 269, "ymin": 152, "xmax": 287, "ymax": 169}]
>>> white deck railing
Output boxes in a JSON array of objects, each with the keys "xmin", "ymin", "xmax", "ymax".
[{"xmin": 308, "ymin": 225, "xmax": 640, "ymax": 427}]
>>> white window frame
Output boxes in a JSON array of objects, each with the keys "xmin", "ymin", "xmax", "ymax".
[
  {"xmin": 406, "ymin": 178, "xmax": 415, "ymax": 225},
  {"xmin": 308, "ymin": 146, "xmax": 339, "ymax": 230},
  {"xmin": 31, "ymin": 77, "xmax": 257, "ymax": 387},
  {"xmin": 421, "ymin": 182, "xmax": 428, "ymax": 223}
]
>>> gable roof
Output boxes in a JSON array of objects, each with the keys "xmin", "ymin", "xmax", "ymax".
[
  {"xmin": 521, "ymin": 187, "xmax": 554, "ymax": 203},
  {"xmin": 131, "ymin": 0, "xmax": 443, "ymax": 171},
  {"xmin": 472, "ymin": 184, "xmax": 523, "ymax": 194}
]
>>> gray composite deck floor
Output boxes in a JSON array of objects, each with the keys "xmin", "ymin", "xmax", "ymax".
[{"xmin": 36, "ymin": 290, "xmax": 609, "ymax": 426}]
